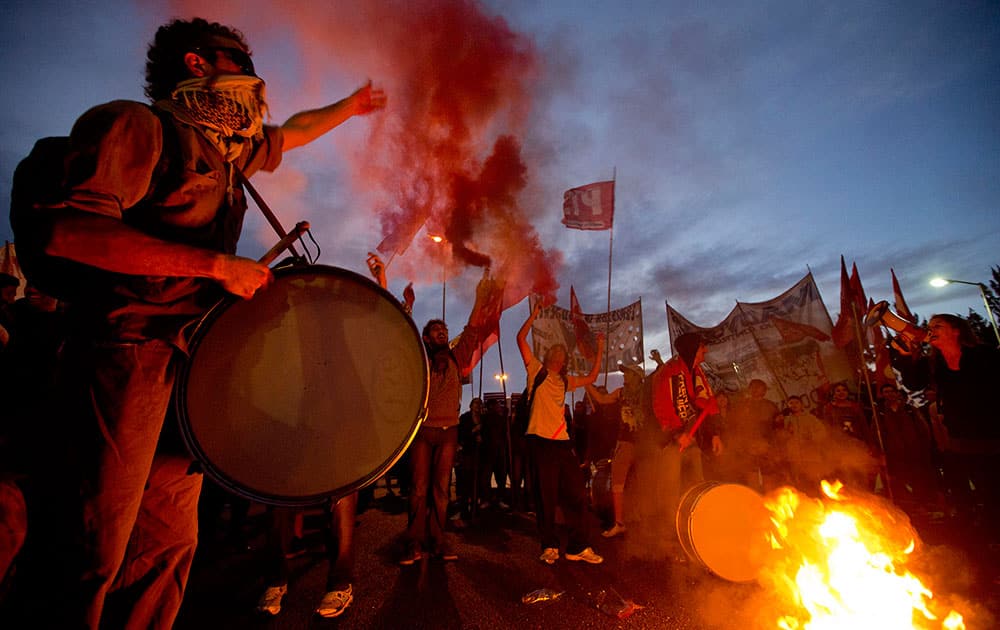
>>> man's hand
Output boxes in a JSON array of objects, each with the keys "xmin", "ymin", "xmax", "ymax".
[
  {"xmin": 351, "ymin": 81, "xmax": 387, "ymax": 115},
  {"xmin": 650, "ymin": 349, "xmax": 664, "ymax": 366},
  {"xmin": 366, "ymin": 252, "xmax": 387, "ymax": 288},
  {"xmin": 215, "ymin": 255, "xmax": 272, "ymax": 299},
  {"xmin": 676, "ymin": 432, "xmax": 694, "ymax": 451}
]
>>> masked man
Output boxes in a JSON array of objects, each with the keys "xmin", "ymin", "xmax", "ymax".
[{"xmin": 12, "ymin": 18, "xmax": 384, "ymax": 629}]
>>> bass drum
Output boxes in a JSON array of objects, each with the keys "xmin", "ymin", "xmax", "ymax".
[
  {"xmin": 675, "ymin": 481, "xmax": 772, "ymax": 582},
  {"xmin": 175, "ymin": 264, "xmax": 428, "ymax": 506}
]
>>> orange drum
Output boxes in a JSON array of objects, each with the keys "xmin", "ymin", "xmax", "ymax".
[
  {"xmin": 175, "ymin": 264, "xmax": 428, "ymax": 506},
  {"xmin": 675, "ymin": 481, "xmax": 772, "ymax": 582}
]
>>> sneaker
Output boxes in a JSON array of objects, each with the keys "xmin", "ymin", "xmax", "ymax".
[
  {"xmin": 601, "ymin": 523, "xmax": 626, "ymax": 538},
  {"xmin": 315, "ymin": 585, "xmax": 353, "ymax": 618},
  {"xmin": 399, "ymin": 545, "xmax": 423, "ymax": 566},
  {"xmin": 257, "ymin": 584, "xmax": 288, "ymax": 616},
  {"xmin": 539, "ymin": 547, "xmax": 559, "ymax": 564},
  {"xmin": 565, "ymin": 547, "xmax": 603, "ymax": 564}
]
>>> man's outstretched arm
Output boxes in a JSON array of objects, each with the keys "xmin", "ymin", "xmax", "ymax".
[{"xmin": 281, "ymin": 82, "xmax": 386, "ymax": 150}]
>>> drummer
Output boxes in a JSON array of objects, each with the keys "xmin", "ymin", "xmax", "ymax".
[
  {"xmin": 12, "ymin": 17, "xmax": 384, "ymax": 629},
  {"xmin": 638, "ymin": 333, "xmax": 721, "ymax": 561}
]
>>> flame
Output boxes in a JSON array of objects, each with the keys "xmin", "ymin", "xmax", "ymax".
[{"xmin": 763, "ymin": 482, "xmax": 966, "ymax": 630}]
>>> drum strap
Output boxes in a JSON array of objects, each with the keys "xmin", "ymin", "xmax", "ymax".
[
  {"xmin": 186, "ymin": 120, "xmax": 309, "ymax": 262},
  {"xmin": 231, "ymin": 165, "xmax": 304, "ymax": 260}
]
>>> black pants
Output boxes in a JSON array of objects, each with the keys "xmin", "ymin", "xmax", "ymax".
[{"xmin": 528, "ymin": 436, "xmax": 590, "ymax": 554}]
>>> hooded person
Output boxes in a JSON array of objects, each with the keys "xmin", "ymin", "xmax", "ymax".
[{"xmin": 629, "ymin": 332, "xmax": 719, "ymax": 561}]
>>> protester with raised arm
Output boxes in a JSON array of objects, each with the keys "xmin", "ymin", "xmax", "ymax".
[
  {"xmin": 517, "ymin": 300, "xmax": 605, "ymax": 565},
  {"xmin": 9, "ymin": 18, "xmax": 384, "ymax": 629}
]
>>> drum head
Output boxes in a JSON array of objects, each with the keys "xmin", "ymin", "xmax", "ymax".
[
  {"xmin": 677, "ymin": 482, "xmax": 771, "ymax": 582},
  {"xmin": 176, "ymin": 265, "xmax": 427, "ymax": 506}
]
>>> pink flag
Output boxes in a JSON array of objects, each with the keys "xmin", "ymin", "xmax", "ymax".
[{"xmin": 562, "ymin": 181, "xmax": 614, "ymax": 230}]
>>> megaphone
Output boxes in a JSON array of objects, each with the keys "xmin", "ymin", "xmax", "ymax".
[{"xmin": 864, "ymin": 300, "xmax": 925, "ymax": 346}]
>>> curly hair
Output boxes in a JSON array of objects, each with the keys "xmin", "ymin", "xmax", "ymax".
[{"xmin": 144, "ymin": 18, "xmax": 250, "ymax": 101}]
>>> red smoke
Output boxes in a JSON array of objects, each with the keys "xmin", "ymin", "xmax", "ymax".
[
  {"xmin": 355, "ymin": 0, "xmax": 562, "ymax": 306},
  {"xmin": 162, "ymin": 0, "xmax": 563, "ymax": 306}
]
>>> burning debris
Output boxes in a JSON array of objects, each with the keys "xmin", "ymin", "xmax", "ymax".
[{"xmin": 761, "ymin": 480, "xmax": 966, "ymax": 630}]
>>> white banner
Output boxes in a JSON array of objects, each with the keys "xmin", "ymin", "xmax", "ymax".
[
  {"xmin": 666, "ymin": 273, "xmax": 851, "ymax": 412},
  {"xmin": 531, "ymin": 297, "xmax": 643, "ymax": 375}
]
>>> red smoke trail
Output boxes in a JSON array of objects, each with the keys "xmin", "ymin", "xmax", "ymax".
[{"xmin": 161, "ymin": 0, "xmax": 563, "ymax": 306}]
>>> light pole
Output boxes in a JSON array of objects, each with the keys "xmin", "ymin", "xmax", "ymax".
[
  {"xmin": 428, "ymin": 234, "xmax": 446, "ymax": 321},
  {"xmin": 929, "ymin": 277, "xmax": 1000, "ymax": 346}
]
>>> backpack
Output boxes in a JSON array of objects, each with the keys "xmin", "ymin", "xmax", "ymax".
[
  {"xmin": 9, "ymin": 105, "xmax": 175, "ymax": 302},
  {"xmin": 512, "ymin": 367, "xmax": 569, "ymax": 436}
]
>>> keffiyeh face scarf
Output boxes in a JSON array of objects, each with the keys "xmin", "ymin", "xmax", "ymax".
[{"xmin": 170, "ymin": 74, "xmax": 269, "ymax": 162}]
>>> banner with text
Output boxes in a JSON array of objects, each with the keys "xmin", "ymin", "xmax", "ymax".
[
  {"xmin": 531, "ymin": 297, "xmax": 643, "ymax": 375},
  {"xmin": 666, "ymin": 273, "xmax": 851, "ymax": 411}
]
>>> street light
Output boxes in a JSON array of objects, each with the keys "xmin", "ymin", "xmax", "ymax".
[
  {"xmin": 929, "ymin": 277, "xmax": 1000, "ymax": 346},
  {"xmin": 428, "ymin": 234, "xmax": 446, "ymax": 321},
  {"xmin": 494, "ymin": 373, "xmax": 508, "ymax": 383}
]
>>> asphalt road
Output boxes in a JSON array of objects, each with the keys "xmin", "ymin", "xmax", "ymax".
[{"xmin": 174, "ymin": 487, "xmax": 1000, "ymax": 630}]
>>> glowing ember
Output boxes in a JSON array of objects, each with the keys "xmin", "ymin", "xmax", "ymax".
[{"xmin": 763, "ymin": 482, "xmax": 965, "ymax": 630}]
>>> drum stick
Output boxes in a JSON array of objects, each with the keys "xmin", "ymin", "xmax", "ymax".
[
  {"xmin": 258, "ymin": 221, "xmax": 310, "ymax": 266},
  {"xmin": 678, "ymin": 405, "xmax": 711, "ymax": 453}
]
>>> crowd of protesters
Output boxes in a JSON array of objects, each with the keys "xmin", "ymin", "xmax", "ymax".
[{"xmin": 2, "ymin": 263, "xmax": 1000, "ymax": 622}]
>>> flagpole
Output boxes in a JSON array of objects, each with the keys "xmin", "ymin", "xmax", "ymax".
[
  {"xmin": 850, "ymin": 301, "xmax": 893, "ymax": 501},
  {"xmin": 478, "ymin": 338, "xmax": 484, "ymax": 400},
  {"xmin": 603, "ymin": 168, "xmax": 616, "ymax": 386},
  {"xmin": 639, "ymin": 297, "xmax": 646, "ymax": 374},
  {"xmin": 495, "ymin": 320, "xmax": 518, "ymax": 513}
]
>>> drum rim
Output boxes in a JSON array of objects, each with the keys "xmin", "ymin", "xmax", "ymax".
[
  {"xmin": 676, "ymin": 481, "xmax": 766, "ymax": 583},
  {"xmin": 174, "ymin": 263, "xmax": 429, "ymax": 507}
]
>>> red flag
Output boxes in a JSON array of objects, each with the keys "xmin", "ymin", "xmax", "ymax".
[
  {"xmin": 849, "ymin": 262, "xmax": 868, "ymax": 316},
  {"xmin": 570, "ymin": 286, "xmax": 597, "ymax": 360},
  {"xmin": 770, "ymin": 315, "xmax": 831, "ymax": 344},
  {"xmin": 562, "ymin": 181, "xmax": 614, "ymax": 230},
  {"xmin": 890, "ymin": 268, "xmax": 915, "ymax": 323},
  {"xmin": 376, "ymin": 213, "xmax": 427, "ymax": 257},
  {"xmin": 464, "ymin": 276, "xmax": 505, "ymax": 368},
  {"xmin": 832, "ymin": 256, "xmax": 856, "ymax": 348}
]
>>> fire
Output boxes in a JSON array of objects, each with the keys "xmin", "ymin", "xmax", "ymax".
[{"xmin": 763, "ymin": 482, "xmax": 965, "ymax": 630}]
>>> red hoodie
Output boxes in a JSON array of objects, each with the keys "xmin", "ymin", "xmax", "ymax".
[{"xmin": 650, "ymin": 355, "xmax": 713, "ymax": 433}]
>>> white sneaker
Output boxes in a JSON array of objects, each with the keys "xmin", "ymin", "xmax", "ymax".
[
  {"xmin": 565, "ymin": 547, "xmax": 603, "ymax": 564},
  {"xmin": 316, "ymin": 585, "xmax": 353, "ymax": 618},
  {"xmin": 601, "ymin": 522, "xmax": 626, "ymax": 538},
  {"xmin": 257, "ymin": 584, "xmax": 287, "ymax": 616},
  {"xmin": 539, "ymin": 547, "xmax": 559, "ymax": 564}
]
